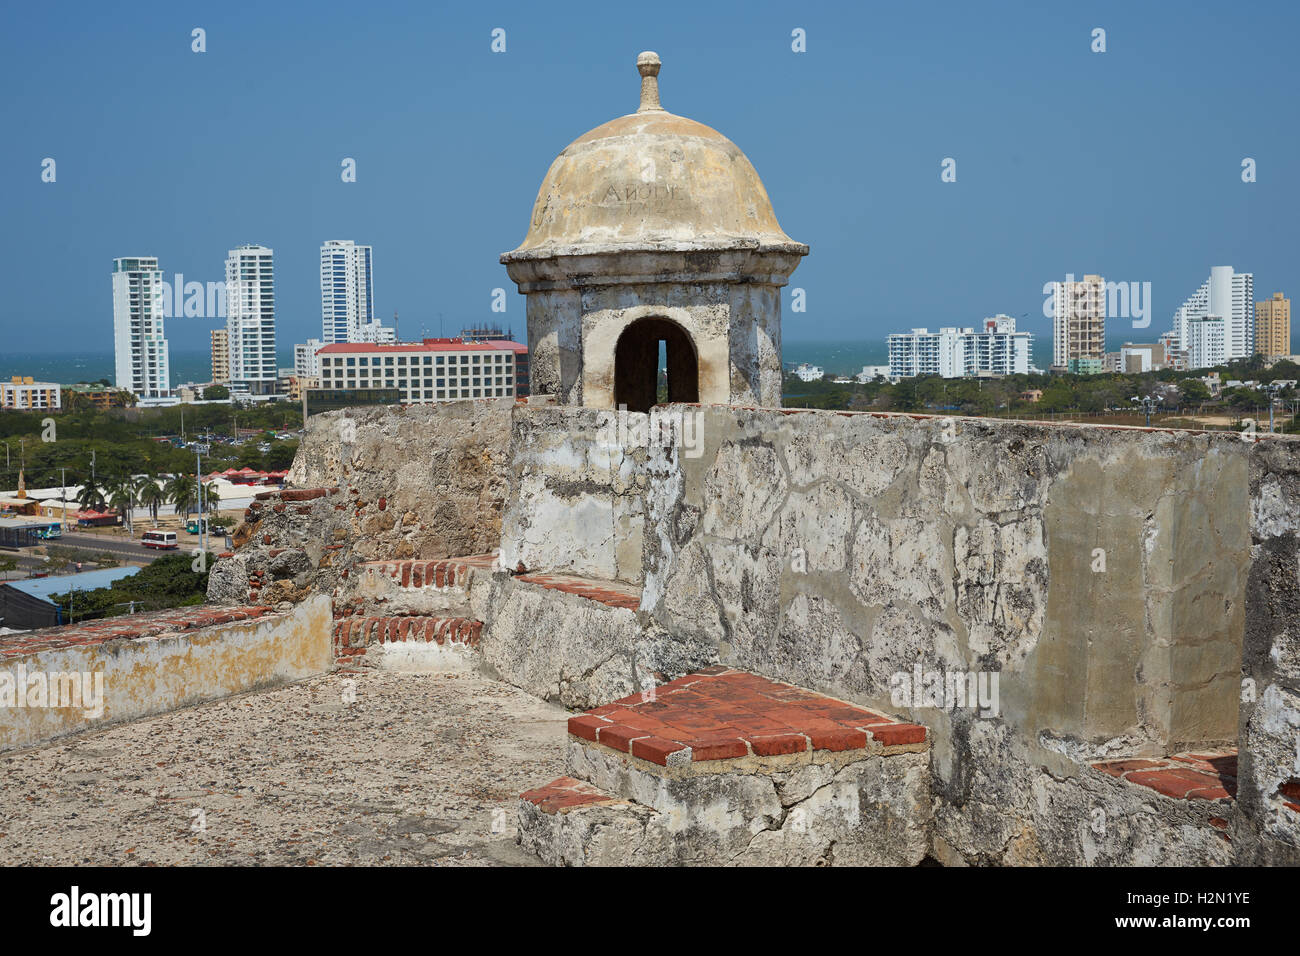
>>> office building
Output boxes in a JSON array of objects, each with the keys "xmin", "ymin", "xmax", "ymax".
[{"xmin": 315, "ymin": 338, "xmax": 529, "ymax": 404}]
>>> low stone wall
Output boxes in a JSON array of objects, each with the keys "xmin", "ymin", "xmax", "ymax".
[
  {"xmin": 0, "ymin": 596, "xmax": 334, "ymax": 752},
  {"xmin": 288, "ymin": 399, "xmax": 517, "ymax": 562},
  {"xmin": 480, "ymin": 574, "xmax": 714, "ymax": 709}
]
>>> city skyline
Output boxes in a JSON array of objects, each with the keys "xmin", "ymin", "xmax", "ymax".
[{"xmin": 3, "ymin": 1, "xmax": 1297, "ymax": 356}]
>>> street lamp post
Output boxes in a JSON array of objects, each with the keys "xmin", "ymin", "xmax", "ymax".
[
  {"xmin": 1131, "ymin": 395, "xmax": 1155, "ymax": 427},
  {"xmin": 193, "ymin": 435, "xmax": 211, "ymax": 558}
]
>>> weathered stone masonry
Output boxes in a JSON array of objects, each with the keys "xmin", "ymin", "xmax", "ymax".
[
  {"xmin": 15, "ymin": 394, "xmax": 1298, "ymax": 865},
  {"xmin": 491, "ymin": 401, "xmax": 1300, "ymax": 865}
]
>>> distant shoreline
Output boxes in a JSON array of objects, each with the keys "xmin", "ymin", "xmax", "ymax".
[{"xmin": 1, "ymin": 331, "xmax": 1224, "ymax": 385}]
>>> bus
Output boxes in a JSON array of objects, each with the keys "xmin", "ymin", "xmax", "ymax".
[{"xmin": 141, "ymin": 530, "xmax": 179, "ymax": 550}]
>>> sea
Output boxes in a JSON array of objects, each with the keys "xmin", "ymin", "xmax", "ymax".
[
  {"xmin": 3, "ymin": 335, "xmax": 1065, "ymax": 387},
  {"xmin": 0, "ymin": 351, "xmax": 294, "ymax": 388}
]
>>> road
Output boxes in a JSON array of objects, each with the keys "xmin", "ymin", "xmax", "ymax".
[{"xmin": 45, "ymin": 531, "xmax": 160, "ymax": 561}]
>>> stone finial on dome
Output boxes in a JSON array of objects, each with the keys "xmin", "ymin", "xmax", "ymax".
[{"xmin": 636, "ymin": 51, "xmax": 663, "ymax": 113}]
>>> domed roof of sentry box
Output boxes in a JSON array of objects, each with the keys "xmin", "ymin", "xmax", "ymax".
[{"xmin": 501, "ymin": 52, "xmax": 808, "ymax": 262}]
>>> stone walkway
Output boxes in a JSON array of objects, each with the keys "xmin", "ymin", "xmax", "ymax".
[{"xmin": 0, "ymin": 672, "xmax": 569, "ymax": 866}]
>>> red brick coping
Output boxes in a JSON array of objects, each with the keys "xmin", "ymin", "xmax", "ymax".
[
  {"xmin": 332, "ymin": 616, "xmax": 483, "ymax": 662},
  {"xmin": 361, "ymin": 554, "xmax": 497, "ymax": 589},
  {"xmin": 520, "ymin": 776, "xmax": 626, "ymax": 814},
  {"xmin": 515, "ymin": 573, "xmax": 641, "ymax": 611},
  {"xmin": 1093, "ymin": 750, "xmax": 1238, "ymax": 803},
  {"xmin": 359, "ymin": 555, "xmax": 643, "ymax": 610},
  {"xmin": 1094, "ymin": 749, "xmax": 1300, "ymax": 818},
  {"xmin": 0, "ymin": 606, "xmax": 275, "ymax": 661},
  {"xmin": 252, "ymin": 487, "xmax": 337, "ymax": 502},
  {"xmin": 567, "ymin": 667, "xmax": 928, "ymax": 766}
]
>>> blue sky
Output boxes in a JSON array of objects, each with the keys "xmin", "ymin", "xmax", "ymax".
[{"xmin": 1, "ymin": 0, "xmax": 1296, "ymax": 356}]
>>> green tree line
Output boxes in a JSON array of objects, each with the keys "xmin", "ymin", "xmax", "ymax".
[{"xmin": 46, "ymin": 553, "xmax": 215, "ymax": 624}]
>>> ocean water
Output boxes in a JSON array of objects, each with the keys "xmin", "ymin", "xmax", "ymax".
[
  {"xmin": 6, "ymin": 332, "xmax": 1063, "ymax": 387},
  {"xmin": 784, "ymin": 335, "xmax": 1054, "ymax": 377},
  {"xmin": 1, "ymin": 351, "xmax": 296, "ymax": 388},
  {"xmin": 783, "ymin": 341, "xmax": 889, "ymax": 377}
]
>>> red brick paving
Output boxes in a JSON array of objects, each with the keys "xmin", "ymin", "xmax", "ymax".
[
  {"xmin": 1093, "ymin": 749, "xmax": 1238, "ymax": 803},
  {"xmin": 568, "ymin": 669, "xmax": 928, "ymax": 765}
]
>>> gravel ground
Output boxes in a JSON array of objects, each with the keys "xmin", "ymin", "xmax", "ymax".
[{"xmin": 0, "ymin": 671, "xmax": 569, "ymax": 866}]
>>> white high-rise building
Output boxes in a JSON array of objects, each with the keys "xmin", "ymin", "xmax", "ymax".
[
  {"xmin": 1169, "ymin": 266, "xmax": 1254, "ymax": 366},
  {"xmin": 294, "ymin": 339, "xmax": 323, "ymax": 378},
  {"xmin": 112, "ymin": 256, "xmax": 171, "ymax": 398},
  {"xmin": 888, "ymin": 316, "xmax": 1031, "ymax": 379},
  {"xmin": 972, "ymin": 315, "xmax": 1032, "ymax": 376},
  {"xmin": 320, "ymin": 240, "xmax": 375, "ymax": 344},
  {"xmin": 1184, "ymin": 315, "xmax": 1227, "ymax": 371},
  {"xmin": 225, "ymin": 244, "xmax": 278, "ymax": 395}
]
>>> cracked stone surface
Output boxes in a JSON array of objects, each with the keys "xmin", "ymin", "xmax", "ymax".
[
  {"xmin": 0, "ymin": 672, "xmax": 568, "ymax": 866},
  {"xmin": 517, "ymin": 739, "xmax": 930, "ymax": 866},
  {"xmin": 481, "ymin": 574, "xmax": 716, "ymax": 709}
]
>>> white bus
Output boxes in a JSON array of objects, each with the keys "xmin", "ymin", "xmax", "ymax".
[{"xmin": 141, "ymin": 530, "xmax": 179, "ymax": 550}]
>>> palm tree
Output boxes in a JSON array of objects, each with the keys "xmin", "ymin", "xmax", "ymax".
[
  {"xmin": 75, "ymin": 480, "xmax": 106, "ymax": 514},
  {"xmin": 105, "ymin": 477, "xmax": 135, "ymax": 534},
  {"xmin": 203, "ymin": 482, "xmax": 221, "ymax": 518},
  {"xmin": 163, "ymin": 474, "xmax": 196, "ymax": 521},
  {"xmin": 135, "ymin": 476, "xmax": 164, "ymax": 528}
]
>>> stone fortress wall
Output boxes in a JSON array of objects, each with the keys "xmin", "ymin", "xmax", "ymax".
[
  {"xmin": 489, "ymin": 400, "xmax": 1300, "ymax": 864},
  {"xmin": 7, "ymin": 397, "xmax": 1298, "ymax": 864}
]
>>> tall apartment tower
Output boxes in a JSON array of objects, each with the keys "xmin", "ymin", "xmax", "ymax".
[
  {"xmin": 225, "ymin": 244, "xmax": 278, "ymax": 395},
  {"xmin": 111, "ymin": 256, "xmax": 171, "ymax": 398},
  {"xmin": 1255, "ymin": 292, "xmax": 1291, "ymax": 359},
  {"xmin": 1171, "ymin": 266, "xmax": 1255, "ymax": 365},
  {"xmin": 1051, "ymin": 274, "xmax": 1105, "ymax": 371},
  {"xmin": 320, "ymin": 240, "xmax": 375, "ymax": 344},
  {"xmin": 210, "ymin": 329, "xmax": 231, "ymax": 384}
]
